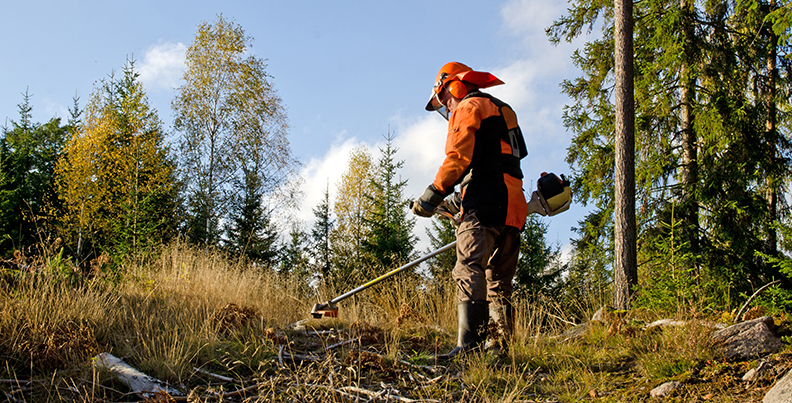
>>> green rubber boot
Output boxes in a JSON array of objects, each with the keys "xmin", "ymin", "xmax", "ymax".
[{"xmin": 435, "ymin": 300, "xmax": 489, "ymax": 362}]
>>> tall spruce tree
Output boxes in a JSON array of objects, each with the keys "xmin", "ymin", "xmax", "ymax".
[
  {"xmin": 732, "ymin": 0, "xmax": 792, "ymax": 259},
  {"xmin": 362, "ymin": 131, "xmax": 416, "ymax": 275},
  {"xmin": 425, "ymin": 216, "xmax": 457, "ymax": 281},
  {"xmin": 550, "ymin": 0, "xmax": 792, "ymax": 309},
  {"xmin": 224, "ymin": 167, "xmax": 279, "ymax": 265},
  {"xmin": 0, "ymin": 91, "xmax": 69, "ymax": 255},
  {"xmin": 515, "ymin": 216, "xmax": 563, "ymax": 295},
  {"xmin": 279, "ymin": 223, "xmax": 310, "ymax": 279},
  {"xmin": 613, "ymin": 0, "xmax": 637, "ymax": 309},
  {"xmin": 311, "ymin": 182, "xmax": 334, "ymax": 280}
]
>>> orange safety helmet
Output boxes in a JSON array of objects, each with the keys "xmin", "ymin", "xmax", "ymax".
[{"xmin": 424, "ymin": 62, "xmax": 505, "ymax": 112}]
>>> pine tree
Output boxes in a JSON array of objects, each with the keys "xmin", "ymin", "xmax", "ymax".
[
  {"xmin": 279, "ymin": 223, "xmax": 310, "ymax": 279},
  {"xmin": 549, "ymin": 0, "xmax": 792, "ymax": 308},
  {"xmin": 425, "ymin": 216, "xmax": 457, "ymax": 281},
  {"xmin": 514, "ymin": 216, "xmax": 563, "ymax": 295},
  {"xmin": 559, "ymin": 211, "xmax": 614, "ymax": 311},
  {"xmin": 612, "ymin": 0, "xmax": 637, "ymax": 309},
  {"xmin": 224, "ymin": 167, "xmax": 279, "ymax": 265}
]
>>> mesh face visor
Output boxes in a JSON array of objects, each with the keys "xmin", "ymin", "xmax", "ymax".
[
  {"xmin": 432, "ymin": 92, "xmax": 450, "ymax": 120},
  {"xmin": 426, "ymin": 72, "xmax": 451, "ymax": 120},
  {"xmin": 427, "ymin": 74, "xmax": 451, "ymax": 120},
  {"xmin": 436, "ymin": 105, "xmax": 450, "ymax": 121}
]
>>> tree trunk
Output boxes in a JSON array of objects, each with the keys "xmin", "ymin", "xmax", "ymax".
[
  {"xmin": 613, "ymin": 0, "xmax": 637, "ymax": 309},
  {"xmin": 680, "ymin": 0, "xmax": 699, "ymax": 257},
  {"xmin": 765, "ymin": 0, "xmax": 778, "ymax": 255}
]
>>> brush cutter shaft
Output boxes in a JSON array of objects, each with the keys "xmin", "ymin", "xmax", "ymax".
[{"xmin": 328, "ymin": 241, "xmax": 457, "ymax": 305}]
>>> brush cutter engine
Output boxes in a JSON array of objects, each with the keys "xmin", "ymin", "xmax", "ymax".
[{"xmin": 526, "ymin": 172, "xmax": 572, "ymax": 216}]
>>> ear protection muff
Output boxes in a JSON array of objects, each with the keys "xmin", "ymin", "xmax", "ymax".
[{"xmin": 446, "ymin": 79, "xmax": 468, "ymax": 99}]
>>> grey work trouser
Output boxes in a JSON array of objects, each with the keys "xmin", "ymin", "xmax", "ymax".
[{"xmin": 452, "ymin": 211, "xmax": 521, "ymax": 303}]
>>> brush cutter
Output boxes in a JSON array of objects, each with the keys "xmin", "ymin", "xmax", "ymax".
[
  {"xmin": 310, "ymin": 172, "xmax": 572, "ymax": 319},
  {"xmin": 311, "ymin": 200, "xmax": 460, "ymax": 319}
]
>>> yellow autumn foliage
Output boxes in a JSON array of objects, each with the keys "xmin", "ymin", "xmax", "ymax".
[
  {"xmin": 55, "ymin": 63, "xmax": 177, "ymax": 257},
  {"xmin": 330, "ymin": 146, "xmax": 375, "ymax": 279}
]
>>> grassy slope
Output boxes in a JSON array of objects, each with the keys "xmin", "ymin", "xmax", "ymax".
[{"xmin": 1, "ymin": 244, "xmax": 791, "ymax": 402}]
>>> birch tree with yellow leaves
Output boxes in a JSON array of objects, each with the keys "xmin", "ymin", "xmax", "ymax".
[
  {"xmin": 56, "ymin": 61, "xmax": 179, "ymax": 262},
  {"xmin": 330, "ymin": 146, "xmax": 375, "ymax": 282},
  {"xmin": 173, "ymin": 14, "xmax": 296, "ymax": 249}
]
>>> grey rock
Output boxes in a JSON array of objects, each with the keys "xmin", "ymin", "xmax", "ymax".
[
  {"xmin": 764, "ymin": 369, "xmax": 792, "ymax": 403},
  {"xmin": 644, "ymin": 319, "xmax": 686, "ymax": 334},
  {"xmin": 650, "ymin": 381, "xmax": 681, "ymax": 398},
  {"xmin": 743, "ymin": 361, "xmax": 774, "ymax": 383},
  {"xmin": 713, "ymin": 316, "xmax": 775, "ymax": 341},
  {"xmin": 711, "ymin": 316, "xmax": 781, "ymax": 361}
]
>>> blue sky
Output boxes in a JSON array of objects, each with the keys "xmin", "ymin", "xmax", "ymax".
[{"xmin": 1, "ymin": 0, "xmax": 592, "ymax": 256}]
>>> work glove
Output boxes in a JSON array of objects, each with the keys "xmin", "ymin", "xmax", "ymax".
[
  {"xmin": 434, "ymin": 192, "xmax": 463, "ymax": 227},
  {"xmin": 446, "ymin": 192, "xmax": 462, "ymax": 216},
  {"xmin": 411, "ymin": 184, "xmax": 445, "ymax": 217}
]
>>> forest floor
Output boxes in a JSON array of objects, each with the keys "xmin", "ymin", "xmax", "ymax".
[
  {"xmin": 2, "ymin": 243, "xmax": 792, "ymax": 402},
  {"xmin": 6, "ymin": 304, "xmax": 792, "ymax": 402}
]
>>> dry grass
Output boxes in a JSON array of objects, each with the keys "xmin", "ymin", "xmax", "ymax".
[{"xmin": 1, "ymin": 243, "xmax": 790, "ymax": 402}]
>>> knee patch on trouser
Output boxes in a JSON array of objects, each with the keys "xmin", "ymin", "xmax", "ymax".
[{"xmin": 452, "ymin": 213, "xmax": 497, "ymax": 302}]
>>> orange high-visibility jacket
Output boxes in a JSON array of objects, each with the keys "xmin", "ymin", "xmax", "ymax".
[{"xmin": 433, "ymin": 92, "xmax": 528, "ymax": 229}]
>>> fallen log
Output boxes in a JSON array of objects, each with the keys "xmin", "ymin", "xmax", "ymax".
[{"xmin": 93, "ymin": 353, "xmax": 183, "ymax": 398}]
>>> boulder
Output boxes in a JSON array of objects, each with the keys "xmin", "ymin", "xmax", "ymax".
[
  {"xmin": 560, "ymin": 323, "xmax": 590, "ymax": 342},
  {"xmin": 711, "ymin": 316, "xmax": 781, "ymax": 361},
  {"xmin": 764, "ymin": 369, "xmax": 792, "ymax": 403},
  {"xmin": 591, "ymin": 306, "xmax": 616, "ymax": 323}
]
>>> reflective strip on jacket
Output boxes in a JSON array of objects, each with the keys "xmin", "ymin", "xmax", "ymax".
[{"xmin": 432, "ymin": 91, "xmax": 528, "ymax": 229}]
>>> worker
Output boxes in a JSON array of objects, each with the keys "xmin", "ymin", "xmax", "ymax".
[{"xmin": 412, "ymin": 62, "xmax": 528, "ymax": 360}]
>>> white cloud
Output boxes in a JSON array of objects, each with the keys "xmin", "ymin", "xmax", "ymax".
[
  {"xmin": 500, "ymin": 0, "xmax": 567, "ymax": 43},
  {"xmin": 291, "ymin": 115, "xmax": 448, "ymax": 253},
  {"xmin": 392, "ymin": 114, "xmax": 450, "ymax": 250},
  {"xmin": 42, "ymin": 98, "xmax": 70, "ymax": 121},
  {"xmin": 137, "ymin": 42, "xmax": 187, "ymax": 91},
  {"xmin": 294, "ymin": 137, "xmax": 371, "ymax": 223},
  {"xmin": 488, "ymin": 57, "xmax": 574, "ymax": 168},
  {"xmin": 392, "ymin": 114, "xmax": 448, "ymax": 196}
]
